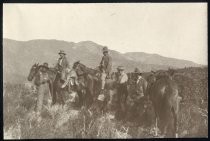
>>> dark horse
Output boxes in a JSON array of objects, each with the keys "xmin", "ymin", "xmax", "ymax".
[
  {"xmin": 72, "ymin": 61, "xmax": 119, "ymax": 113},
  {"xmin": 146, "ymin": 70, "xmax": 182, "ymax": 138},
  {"xmin": 27, "ymin": 63, "xmax": 67, "ymax": 106},
  {"xmin": 72, "ymin": 61, "xmax": 101, "ymax": 109}
]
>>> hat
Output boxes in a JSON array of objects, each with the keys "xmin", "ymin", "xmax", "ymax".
[
  {"xmin": 117, "ymin": 66, "xmax": 125, "ymax": 71},
  {"xmin": 40, "ymin": 62, "xmax": 49, "ymax": 69},
  {"xmin": 102, "ymin": 46, "xmax": 108, "ymax": 53},
  {"xmin": 58, "ymin": 50, "xmax": 66, "ymax": 55},
  {"xmin": 134, "ymin": 68, "xmax": 142, "ymax": 75}
]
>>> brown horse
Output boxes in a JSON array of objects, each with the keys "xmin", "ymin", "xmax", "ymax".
[
  {"xmin": 27, "ymin": 63, "xmax": 67, "ymax": 106},
  {"xmin": 72, "ymin": 61, "xmax": 120, "ymax": 113},
  {"xmin": 72, "ymin": 61, "xmax": 101, "ymax": 109},
  {"xmin": 146, "ymin": 70, "xmax": 182, "ymax": 138}
]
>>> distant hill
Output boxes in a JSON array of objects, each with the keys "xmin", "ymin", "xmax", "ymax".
[
  {"xmin": 3, "ymin": 38, "xmax": 201, "ymax": 83},
  {"xmin": 124, "ymin": 52, "xmax": 200, "ymax": 68}
]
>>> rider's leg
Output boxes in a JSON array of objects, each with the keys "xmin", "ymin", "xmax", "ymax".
[
  {"xmin": 60, "ymin": 69, "xmax": 66, "ymax": 83},
  {"xmin": 61, "ymin": 75, "xmax": 70, "ymax": 88},
  {"xmin": 100, "ymin": 72, "xmax": 106, "ymax": 93}
]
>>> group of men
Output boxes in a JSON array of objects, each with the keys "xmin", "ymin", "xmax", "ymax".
[{"xmin": 39, "ymin": 46, "xmax": 148, "ymax": 105}]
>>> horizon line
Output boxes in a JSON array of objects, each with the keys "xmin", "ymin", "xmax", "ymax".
[{"xmin": 3, "ymin": 37, "xmax": 207, "ymax": 66}]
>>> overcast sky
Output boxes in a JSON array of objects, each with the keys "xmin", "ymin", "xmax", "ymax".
[{"xmin": 3, "ymin": 3, "xmax": 207, "ymax": 65}]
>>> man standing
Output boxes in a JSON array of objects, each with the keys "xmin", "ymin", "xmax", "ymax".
[
  {"xmin": 54, "ymin": 50, "xmax": 70, "ymax": 83},
  {"xmin": 134, "ymin": 68, "xmax": 147, "ymax": 99},
  {"xmin": 36, "ymin": 63, "xmax": 50, "ymax": 117},
  {"xmin": 115, "ymin": 66, "xmax": 128, "ymax": 120},
  {"xmin": 131, "ymin": 68, "xmax": 148, "ymax": 120},
  {"xmin": 99, "ymin": 46, "xmax": 112, "ymax": 94}
]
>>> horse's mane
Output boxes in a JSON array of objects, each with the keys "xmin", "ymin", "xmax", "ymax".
[
  {"xmin": 76, "ymin": 62, "xmax": 100, "ymax": 76},
  {"xmin": 48, "ymin": 67, "xmax": 57, "ymax": 74}
]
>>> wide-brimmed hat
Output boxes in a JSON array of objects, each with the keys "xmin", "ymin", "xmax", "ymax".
[
  {"xmin": 58, "ymin": 50, "xmax": 66, "ymax": 55},
  {"xmin": 102, "ymin": 46, "xmax": 108, "ymax": 53},
  {"xmin": 134, "ymin": 68, "xmax": 142, "ymax": 75},
  {"xmin": 117, "ymin": 66, "xmax": 125, "ymax": 71},
  {"xmin": 40, "ymin": 62, "xmax": 49, "ymax": 69}
]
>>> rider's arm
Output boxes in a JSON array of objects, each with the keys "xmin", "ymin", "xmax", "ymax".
[
  {"xmin": 66, "ymin": 58, "xmax": 70, "ymax": 69},
  {"xmin": 100, "ymin": 56, "xmax": 105, "ymax": 67},
  {"xmin": 106, "ymin": 56, "xmax": 112, "ymax": 73}
]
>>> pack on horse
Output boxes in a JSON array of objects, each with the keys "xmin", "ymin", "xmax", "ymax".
[{"xmin": 146, "ymin": 70, "xmax": 182, "ymax": 137}]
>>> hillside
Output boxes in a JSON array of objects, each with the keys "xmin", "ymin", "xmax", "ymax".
[
  {"xmin": 3, "ymin": 38, "xmax": 201, "ymax": 83},
  {"xmin": 124, "ymin": 52, "xmax": 201, "ymax": 68}
]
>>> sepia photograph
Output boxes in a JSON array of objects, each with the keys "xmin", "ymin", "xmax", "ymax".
[{"xmin": 3, "ymin": 3, "xmax": 208, "ymax": 139}]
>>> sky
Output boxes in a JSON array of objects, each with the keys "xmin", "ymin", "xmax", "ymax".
[{"xmin": 3, "ymin": 3, "xmax": 207, "ymax": 65}]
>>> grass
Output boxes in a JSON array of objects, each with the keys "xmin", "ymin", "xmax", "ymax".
[{"xmin": 3, "ymin": 67, "xmax": 208, "ymax": 139}]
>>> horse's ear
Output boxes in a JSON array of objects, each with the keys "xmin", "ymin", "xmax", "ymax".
[{"xmin": 151, "ymin": 71, "xmax": 156, "ymax": 74}]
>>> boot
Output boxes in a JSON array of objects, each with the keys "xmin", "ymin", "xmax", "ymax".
[{"xmin": 100, "ymin": 89, "xmax": 105, "ymax": 95}]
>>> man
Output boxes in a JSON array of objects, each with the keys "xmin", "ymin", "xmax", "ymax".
[
  {"xmin": 36, "ymin": 63, "xmax": 50, "ymax": 117},
  {"xmin": 115, "ymin": 66, "xmax": 128, "ymax": 120},
  {"xmin": 131, "ymin": 68, "xmax": 148, "ymax": 120},
  {"xmin": 99, "ymin": 46, "xmax": 112, "ymax": 94},
  {"xmin": 39, "ymin": 62, "xmax": 50, "ymax": 85},
  {"xmin": 134, "ymin": 68, "xmax": 147, "ymax": 99},
  {"xmin": 54, "ymin": 50, "xmax": 70, "ymax": 83}
]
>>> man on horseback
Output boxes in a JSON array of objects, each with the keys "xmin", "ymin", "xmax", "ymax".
[
  {"xmin": 99, "ymin": 46, "xmax": 112, "ymax": 94},
  {"xmin": 54, "ymin": 50, "xmax": 70, "ymax": 83}
]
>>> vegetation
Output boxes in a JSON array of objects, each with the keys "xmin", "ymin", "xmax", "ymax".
[{"xmin": 3, "ymin": 67, "xmax": 208, "ymax": 139}]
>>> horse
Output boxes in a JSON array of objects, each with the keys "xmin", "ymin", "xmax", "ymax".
[
  {"xmin": 72, "ymin": 61, "xmax": 101, "ymax": 109},
  {"xmin": 27, "ymin": 63, "xmax": 69, "ymax": 106},
  {"xmin": 72, "ymin": 61, "xmax": 120, "ymax": 114},
  {"xmin": 146, "ymin": 70, "xmax": 182, "ymax": 138}
]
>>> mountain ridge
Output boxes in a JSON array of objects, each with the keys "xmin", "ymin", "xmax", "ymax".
[{"xmin": 3, "ymin": 38, "xmax": 202, "ymax": 83}]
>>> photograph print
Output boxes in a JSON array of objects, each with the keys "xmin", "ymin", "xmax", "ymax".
[{"xmin": 3, "ymin": 3, "xmax": 208, "ymax": 139}]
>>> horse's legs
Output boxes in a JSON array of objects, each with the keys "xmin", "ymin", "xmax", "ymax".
[
  {"xmin": 52, "ymin": 82, "xmax": 58, "ymax": 105},
  {"xmin": 59, "ymin": 89, "xmax": 65, "ymax": 106},
  {"xmin": 153, "ymin": 105, "xmax": 158, "ymax": 136},
  {"xmin": 155, "ymin": 116, "xmax": 158, "ymax": 136},
  {"xmin": 172, "ymin": 105, "xmax": 178, "ymax": 138},
  {"xmin": 36, "ymin": 85, "xmax": 45, "ymax": 116}
]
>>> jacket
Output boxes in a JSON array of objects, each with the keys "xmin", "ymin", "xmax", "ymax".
[
  {"xmin": 55, "ymin": 56, "xmax": 70, "ymax": 72},
  {"xmin": 100, "ymin": 54, "xmax": 112, "ymax": 74},
  {"xmin": 135, "ymin": 77, "xmax": 148, "ymax": 96}
]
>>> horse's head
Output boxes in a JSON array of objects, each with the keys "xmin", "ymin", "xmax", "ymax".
[
  {"xmin": 28, "ymin": 63, "xmax": 40, "ymax": 81},
  {"xmin": 72, "ymin": 61, "xmax": 86, "ymax": 74},
  {"xmin": 73, "ymin": 61, "xmax": 80, "ymax": 70},
  {"xmin": 155, "ymin": 70, "xmax": 174, "ymax": 81},
  {"xmin": 146, "ymin": 70, "xmax": 172, "ymax": 84}
]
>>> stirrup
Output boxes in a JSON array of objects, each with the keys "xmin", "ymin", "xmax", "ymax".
[{"xmin": 100, "ymin": 89, "xmax": 105, "ymax": 94}]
